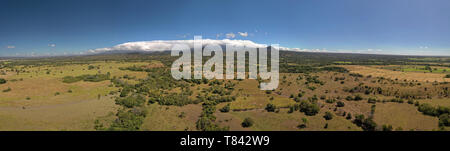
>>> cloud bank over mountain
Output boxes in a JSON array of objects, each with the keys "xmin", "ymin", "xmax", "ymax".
[{"xmin": 88, "ymin": 39, "xmax": 309, "ymax": 53}]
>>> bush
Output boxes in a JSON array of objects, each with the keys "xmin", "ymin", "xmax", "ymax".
[
  {"xmin": 323, "ymin": 112, "xmax": 333, "ymax": 120},
  {"xmin": 115, "ymin": 94, "xmax": 146, "ymax": 108},
  {"xmin": 337, "ymin": 101, "xmax": 345, "ymax": 107},
  {"xmin": 445, "ymin": 74, "xmax": 450, "ymax": 78},
  {"xmin": 241, "ymin": 117, "xmax": 254, "ymax": 128},
  {"xmin": 0, "ymin": 78, "xmax": 6, "ymax": 84},
  {"xmin": 265, "ymin": 103, "xmax": 276, "ymax": 112}
]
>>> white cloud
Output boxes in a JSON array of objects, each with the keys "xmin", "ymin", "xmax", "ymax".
[
  {"xmin": 49, "ymin": 44, "xmax": 56, "ymax": 47},
  {"xmin": 88, "ymin": 39, "xmax": 272, "ymax": 53},
  {"xmin": 238, "ymin": 32, "xmax": 248, "ymax": 37},
  {"xmin": 225, "ymin": 33, "xmax": 235, "ymax": 38},
  {"xmin": 87, "ymin": 39, "xmax": 343, "ymax": 55},
  {"xmin": 6, "ymin": 45, "xmax": 15, "ymax": 49}
]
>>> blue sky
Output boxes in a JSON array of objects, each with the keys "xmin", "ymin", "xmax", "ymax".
[{"xmin": 1, "ymin": 0, "xmax": 449, "ymax": 56}]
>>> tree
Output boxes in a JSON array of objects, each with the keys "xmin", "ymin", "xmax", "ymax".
[
  {"xmin": 323, "ymin": 112, "xmax": 333, "ymax": 120},
  {"xmin": 346, "ymin": 113, "xmax": 352, "ymax": 120},
  {"xmin": 241, "ymin": 117, "xmax": 254, "ymax": 128},
  {"xmin": 220, "ymin": 104, "xmax": 231, "ymax": 113},
  {"xmin": 299, "ymin": 100, "xmax": 320, "ymax": 116}
]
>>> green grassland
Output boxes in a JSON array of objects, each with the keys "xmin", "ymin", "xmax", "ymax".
[{"xmin": 0, "ymin": 52, "xmax": 449, "ymax": 131}]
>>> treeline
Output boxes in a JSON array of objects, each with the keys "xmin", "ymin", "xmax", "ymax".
[
  {"xmin": 280, "ymin": 65, "xmax": 349, "ymax": 74},
  {"xmin": 62, "ymin": 73, "xmax": 110, "ymax": 83},
  {"xmin": 417, "ymin": 103, "xmax": 450, "ymax": 127}
]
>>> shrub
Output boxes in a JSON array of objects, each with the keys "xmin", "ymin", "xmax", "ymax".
[
  {"xmin": 323, "ymin": 112, "xmax": 333, "ymax": 120},
  {"xmin": 354, "ymin": 94, "xmax": 363, "ymax": 101},
  {"xmin": 265, "ymin": 103, "xmax": 276, "ymax": 112},
  {"xmin": 241, "ymin": 117, "xmax": 254, "ymax": 128},
  {"xmin": 337, "ymin": 101, "xmax": 345, "ymax": 107},
  {"xmin": 0, "ymin": 78, "xmax": 6, "ymax": 84}
]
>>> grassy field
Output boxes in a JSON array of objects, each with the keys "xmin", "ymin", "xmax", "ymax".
[
  {"xmin": 0, "ymin": 52, "xmax": 449, "ymax": 131},
  {"xmin": 0, "ymin": 61, "xmax": 153, "ymax": 130}
]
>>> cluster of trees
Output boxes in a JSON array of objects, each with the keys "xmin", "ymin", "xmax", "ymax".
[
  {"xmin": 323, "ymin": 112, "xmax": 333, "ymax": 120},
  {"xmin": 353, "ymin": 114, "xmax": 377, "ymax": 131},
  {"xmin": 417, "ymin": 103, "xmax": 450, "ymax": 127},
  {"xmin": 157, "ymin": 93, "xmax": 195, "ymax": 106},
  {"xmin": 115, "ymin": 94, "xmax": 146, "ymax": 108},
  {"xmin": 321, "ymin": 66, "xmax": 349, "ymax": 73},
  {"xmin": 107, "ymin": 108, "xmax": 148, "ymax": 131},
  {"xmin": 345, "ymin": 95, "xmax": 364, "ymax": 101},
  {"xmin": 196, "ymin": 100, "xmax": 229, "ymax": 131},
  {"xmin": 62, "ymin": 74, "xmax": 110, "ymax": 83},
  {"xmin": 288, "ymin": 100, "xmax": 320, "ymax": 116},
  {"xmin": 305, "ymin": 75, "xmax": 324, "ymax": 85},
  {"xmin": 220, "ymin": 103, "xmax": 231, "ymax": 112}
]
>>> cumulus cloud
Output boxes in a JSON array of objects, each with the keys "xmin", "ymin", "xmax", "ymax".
[
  {"xmin": 225, "ymin": 33, "xmax": 235, "ymax": 38},
  {"xmin": 49, "ymin": 44, "xmax": 56, "ymax": 47},
  {"xmin": 6, "ymin": 45, "xmax": 15, "ymax": 49},
  {"xmin": 238, "ymin": 32, "xmax": 248, "ymax": 37}
]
